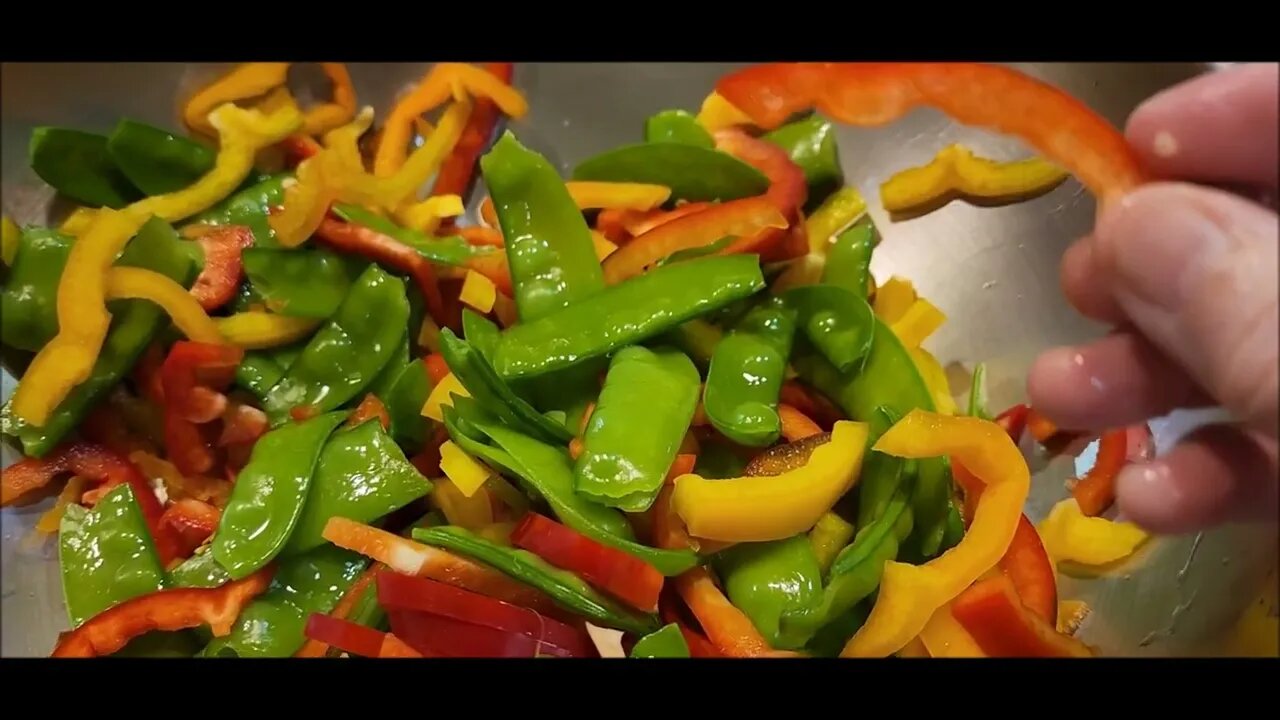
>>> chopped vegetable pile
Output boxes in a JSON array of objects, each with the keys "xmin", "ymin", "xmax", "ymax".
[{"xmin": 1, "ymin": 62, "xmax": 1156, "ymax": 658}]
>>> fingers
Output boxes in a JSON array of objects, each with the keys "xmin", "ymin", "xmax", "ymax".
[
  {"xmin": 1126, "ymin": 63, "xmax": 1278, "ymax": 189},
  {"xmin": 1027, "ymin": 330, "xmax": 1210, "ymax": 431},
  {"xmin": 1116, "ymin": 424, "xmax": 1278, "ymax": 534},
  {"xmin": 1059, "ymin": 235, "xmax": 1125, "ymax": 323}
]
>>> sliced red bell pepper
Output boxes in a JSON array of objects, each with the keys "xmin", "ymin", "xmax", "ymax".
[
  {"xmin": 389, "ymin": 609, "xmax": 575, "ymax": 658},
  {"xmin": 314, "ymin": 217, "xmax": 447, "ymax": 327},
  {"xmin": 659, "ymin": 592, "xmax": 722, "ymax": 658},
  {"xmin": 51, "ymin": 567, "xmax": 274, "ymax": 657},
  {"xmin": 347, "ymin": 393, "xmax": 391, "ymax": 431},
  {"xmin": 2, "ymin": 442, "xmax": 148, "ymax": 507},
  {"xmin": 160, "ymin": 341, "xmax": 244, "ymax": 424},
  {"xmin": 624, "ymin": 202, "xmax": 713, "ymax": 238},
  {"xmin": 290, "ymin": 405, "xmax": 320, "ymax": 422},
  {"xmin": 190, "ymin": 225, "xmax": 254, "ymax": 311},
  {"xmin": 429, "ymin": 62, "xmax": 515, "ymax": 199},
  {"xmin": 993, "ymin": 403, "xmax": 1030, "ymax": 444},
  {"xmin": 424, "ymin": 353, "xmax": 451, "ymax": 386},
  {"xmin": 281, "ymin": 134, "xmax": 323, "ymax": 167},
  {"xmin": 376, "ymin": 570, "xmax": 592, "ymax": 657},
  {"xmin": 165, "ymin": 412, "xmax": 217, "ymax": 478},
  {"xmin": 712, "ymin": 128, "xmax": 807, "ymax": 262},
  {"xmin": 132, "ymin": 342, "xmax": 167, "ymax": 405},
  {"xmin": 1025, "ymin": 406, "xmax": 1062, "ymax": 443},
  {"xmin": 1071, "ymin": 428, "xmax": 1128, "ymax": 517},
  {"xmin": 510, "ymin": 512, "xmax": 665, "ymax": 613},
  {"xmin": 303, "ymin": 612, "xmax": 389, "ymax": 658},
  {"xmin": 159, "ymin": 498, "xmax": 222, "ymax": 558},
  {"xmin": 379, "ymin": 633, "xmax": 426, "ymax": 658},
  {"xmin": 715, "ymin": 63, "xmax": 1149, "ymax": 203},
  {"xmin": 218, "ymin": 402, "xmax": 269, "ymax": 447},
  {"xmin": 595, "ymin": 208, "xmax": 639, "ymax": 244},
  {"xmin": 950, "ymin": 574, "xmax": 1092, "ymax": 658},
  {"xmin": 665, "ymin": 453, "xmax": 697, "ymax": 484}
]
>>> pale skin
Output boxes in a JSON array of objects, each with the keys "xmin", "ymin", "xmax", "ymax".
[{"xmin": 1027, "ymin": 62, "xmax": 1278, "ymax": 534}]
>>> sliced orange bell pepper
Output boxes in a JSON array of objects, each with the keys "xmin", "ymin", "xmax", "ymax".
[
  {"xmin": 430, "ymin": 63, "xmax": 516, "ymax": 199},
  {"xmin": 1071, "ymin": 429, "xmax": 1128, "ymax": 516},
  {"xmin": 951, "ymin": 574, "xmax": 1093, "ymax": 657},
  {"xmin": 301, "ymin": 63, "xmax": 358, "ymax": 136},
  {"xmin": 183, "ymin": 63, "xmax": 290, "ymax": 135},
  {"xmin": 777, "ymin": 403, "xmax": 823, "ymax": 442}
]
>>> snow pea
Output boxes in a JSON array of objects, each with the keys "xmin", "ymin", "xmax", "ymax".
[
  {"xmin": 331, "ymin": 203, "xmax": 488, "ymax": 267},
  {"xmin": 375, "ymin": 357, "xmax": 433, "ymax": 452},
  {"xmin": 241, "ymin": 247, "xmax": 365, "ymax": 319},
  {"xmin": 369, "ymin": 331, "xmax": 411, "ymax": 400},
  {"xmin": 762, "ymin": 114, "xmax": 843, "ymax": 209},
  {"xmin": 168, "ymin": 550, "xmax": 233, "ymax": 589},
  {"xmin": 644, "ymin": 109, "xmax": 714, "ymax": 148},
  {"xmin": 967, "ymin": 362, "xmax": 991, "ymax": 420},
  {"xmin": 663, "ymin": 318, "xmax": 723, "ymax": 371},
  {"xmin": 203, "ymin": 545, "xmax": 368, "ymax": 658},
  {"xmin": 703, "ymin": 297, "xmax": 797, "ymax": 447},
  {"xmin": 575, "ymin": 346, "xmax": 700, "ymax": 511},
  {"xmin": 781, "ymin": 285, "xmax": 875, "ymax": 373},
  {"xmin": 212, "ymin": 411, "xmax": 346, "ymax": 579},
  {"xmin": 804, "ymin": 603, "xmax": 868, "ymax": 658},
  {"xmin": 283, "ymin": 419, "xmax": 432, "ymax": 555},
  {"xmin": 29, "ymin": 127, "xmax": 139, "ymax": 208},
  {"xmin": 1, "ymin": 227, "xmax": 73, "ymax": 352},
  {"xmin": 59, "ymin": 483, "xmax": 166, "ymax": 627},
  {"xmin": 106, "ymin": 119, "xmax": 215, "ymax": 196},
  {"xmin": 716, "ymin": 534, "xmax": 823, "ymax": 650},
  {"xmin": 2, "ymin": 217, "xmax": 197, "ymax": 457},
  {"xmin": 631, "ymin": 624, "xmax": 690, "ymax": 658},
  {"xmin": 189, "ymin": 173, "xmax": 290, "ymax": 248},
  {"xmin": 234, "ymin": 341, "xmax": 304, "ymax": 404},
  {"xmin": 855, "ymin": 406, "xmax": 906, "ymax": 530},
  {"xmin": 495, "ymin": 255, "xmax": 765, "ymax": 380},
  {"xmin": 572, "ymin": 143, "xmax": 768, "ymax": 203},
  {"xmin": 462, "ymin": 309, "xmax": 502, "ymax": 362},
  {"xmin": 413, "ymin": 525, "xmax": 660, "ymax": 635},
  {"xmin": 262, "ymin": 265, "xmax": 410, "ymax": 426},
  {"xmin": 820, "ymin": 221, "xmax": 877, "ymax": 299}
]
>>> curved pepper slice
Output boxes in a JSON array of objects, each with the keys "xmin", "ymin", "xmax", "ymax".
[
  {"xmin": 1037, "ymin": 498, "xmax": 1149, "ymax": 567},
  {"xmin": 51, "ymin": 567, "xmax": 273, "ymax": 657},
  {"xmin": 891, "ymin": 297, "xmax": 947, "ymax": 349},
  {"xmin": 672, "ymin": 420, "xmax": 869, "ymax": 542},
  {"xmin": 1070, "ymin": 428, "xmax": 1128, "ymax": 516},
  {"xmin": 951, "ymin": 574, "xmax": 1093, "ymax": 657},
  {"xmin": 189, "ymin": 225, "xmax": 254, "ymax": 311},
  {"xmin": 430, "ymin": 62, "xmax": 516, "ymax": 199},
  {"xmin": 313, "ymin": 218, "xmax": 446, "ymax": 326},
  {"xmin": 715, "ymin": 63, "xmax": 1148, "ymax": 203},
  {"xmin": 159, "ymin": 498, "xmax": 222, "ymax": 559},
  {"xmin": 840, "ymin": 409, "xmax": 1030, "ymax": 658},
  {"xmin": 270, "ymin": 109, "xmax": 374, "ymax": 248},
  {"xmin": 215, "ymin": 312, "xmax": 322, "ymax": 350},
  {"xmin": 301, "ymin": 63, "xmax": 358, "ymax": 136},
  {"xmin": 160, "ymin": 341, "xmax": 243, "ymax": 424},
  {"xmin": 696, "ymin": 91, "xmax": 754, "ymax": 132},
  {"xmin": 880, "ymin": 143, "xmax": 1068, "ymax": 212},
  {"xmin": 712, "ymin": 128, "xmax": 808, "ymax": 262},
  {"xmin": 104, "ymin": 267, "xmax": 224, "ymax": 344},
  {"xmin": 183, "ymin": 63, "xmax": 291, "ymax": 135}
]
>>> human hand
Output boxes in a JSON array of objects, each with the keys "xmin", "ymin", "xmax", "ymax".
[{"xmin": 1027, "ymin": 62, "xmax": 1278, "ymax": 534}]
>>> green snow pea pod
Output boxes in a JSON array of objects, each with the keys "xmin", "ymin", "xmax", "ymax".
[
  {"xmin": 283, "ymin": 419, "xmax": 432, "ymax": 555},
  {"xmin": 1, "ymin": 227, "xmax": 73, "ymax": 352},
  {"xmin": 168, "ymin": 550, "xmax": 233, "ymax": 589},
  {"xmin": 241, "ymin": 247, "xmax": 365, "ymax": 319},
  {"xmin": 631, "ymin": 624, "xmax": 690, "ymax": 658},
  {"xmin": 572, "ymin": 143, "xmax": 768, "ymax": 203},
  {"xmin": 702, "ymin": 297, "xmax": 797, "ymax": 447},
  {"xmin": 662, "ymin": 318, "xmax": 724, "ymax": 371},
  {"xmin": 820, "ymin": 221, "xmax": 877, "ymax": 299},
  {"xmin": 376, "ymin": 358, "xmax": 432, "ymax": 452},
  {"xmin": 212, "ymin": 411, "xmax": 345, "ymax": 579},
  {"xmin": 716, "ymin": 534, "xmax": 823, "ymax": 650},
  {"xmin": 261, "ymin": 265, "xmax": 410, "ymax": 425},
  {"xmin": 59, "ymin": 483, "xmax": 166, "ymax": 627},
  {"xmin": 762, "ymin": 114, "xmax": 843, "ymax": 209},
  {"xmin": 644, "ymin": 110, "xmax": 714, "ymax": 148},
  {"xmin": 29, "ymin": 127, "xmax": 139, "ymax": 208},
  {"xmin": 2, "ymin": 217, "xmax": 197, "ymax": 457},
  {"xmin": 804, "ymin": 603, "xmax": 868, "ymax": 658},
  {"xmin": 575, "ymin": 346, "xmax": 700, "ymax": 512},
  {"xmin": 855, "ymin": 406, "xmax": 905, "ymax": 530},
  {"xmin": 189, "ymin": 173, "xmax": 290, "ymax": 247},
  {"xmin": 781, "ymin": 284, "xmax": 875, "ymax": 374},
  {"xmin": 203, "ymin": 545, "xmax": 368, "ymax": 658},
  {"xmin": 106, "ymin": 119, "xmax": 215, "ymax": 196},
  {"xmin": 462, "ymin": 308, "xmax": 503, "ymax": 362},
  {"xmin": 967, "ymin": 362, "xmax": 991, "ymax": 420},
  {"xmin": 494, "ymin": 255, "xmax": 765, "ymax": 380},
  {"xmin": 368, "ymin": 331, "xmax": 411, "ymax": 401},
  {"xmin": 234, "ymin": 341, "xmax": 306, "ymax": 404},
  {"xmin": 413, "ymin": 525, "xmax": 659, "ymax": 635}
]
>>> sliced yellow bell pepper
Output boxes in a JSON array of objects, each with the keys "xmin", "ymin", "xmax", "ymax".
[
  {"xmin": 270, "ymin": 108, "xmax": 374, "ymax": 248},
  {"xmin": 805, "ymin": 186, "xmax": 867, "ymax": 251},
  {"xmin": 215, "ymin": 312, "xmax": 321, "ymax": 349},
  {"xmin": 918, "ymin": 604, "xmax": 986, "ymax": 657},
  {"xmin": 1057, "ymin": 600, "xmax": 1092, "ymax": 637},
  {"xmin": 566, "ymin": 181, "xmax": 671, "ymax": 211},
  {"xmin": 439, "ymin": 441, "xmax": 493, "ymax": 498},
  {"xmin": 183, "ymin": 62, "xmax": 291, "ymax": 135},
  {"xmin": 417, "ymin": 314, "xmax": 443, "ymax": 353},
  {"xmin": 809, "ymin": 511, "xmax": 856, "ymax": 574},
  {"xmin": 1, "ymin": 215, "xmax": 19, "ymax": 266},
  {"xmin": 891, "ymin": 298, "xmax": 947, "ymax": 349},
  {"xmin": 394, "ymin": 194, "xmax": 465, "ymax": 234},
  {"xmin": 873, "ymin": 275, "xmax": 917, "ymax": 324},
  {"xmin": 458, "ymin": 270, "xmax": 497, "ymax": 314},
  {"xmin": 880, "ymin": 144, "xmax": 1069, "ymax": 213},
  {"xmin": 897, "ymin": 637, "xmax": 930, "ymax": 658},
  {"xmin": 672, "ymin": 420, "xmax": 869, "ymax": 542},
  {"xmin": 421, "ymin": 372, "xmax": 470, "ymax": 422},
  {"xmin": 908, "ymin": 347, "xmax": 959, "ymax": 416},
  {"xmin": 590, "ymin": 231, "xmax": 618, "ymax": 262},
  {"xmin": 696, "ymin": 92, "xmax": 753, "ymax": 132},
  {"xmin": 103, "ymin": 268, "xmax": 223, "ymax": 344},
  {"xmin": 1037, "ymin": 498, "xmax": 1150, "ymax": 566},
  {"xmin": 841, "ymin": 410, "xmax": 1029, "ymax": 657},
  {"xmin": 432, "ymin": 476, "xmax": 493, "ymax": 531},
  {"xmin": 34, "ymin": 475, "xmax": 88, "ymax": 535}
]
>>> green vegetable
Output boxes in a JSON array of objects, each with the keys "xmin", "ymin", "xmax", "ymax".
[
  {"xmin": 106, "ymin": 119, "xmax": 215, "ymax": 196},
  {"xmin": 234, "ymin": 342, "xmax": 304, "ymax": 404},
  {"xmin": 821, "ymin": 221, "xmax": 877, "ymax": 299},
  {"xmin": 663, "ymin": 318, "xmax": 724, "ymax": 371},
  {"xmin": 112, "ymin": 631, "xmax": 204, "ymax": 657},
  {"xmin": 1, "ymin": 227, "xmax": 74, "ymax": 352},
  {"xmin": 368, "ymin": 331, "xmax": 411, "ymax": 401},
  {"xmin": 967, "ymin": 362, "xmax": 991, "ymax": 420},
  {"xmin": 782, "ymin": 285, "xmax": 876, "ymax": 373},
  {"xmin": 189, "ymin": 173, "xmax": 290, "ymax": 247},
  {"xmin": 855, "ymin": 406, "xmax": 906, "ymax": 530},
  {"xmin": 693, "ymin": 438, "xmax": 749, "ymax": 479},
  {"xmin": 331, "ymin": 203, "xmax": 489, "ymax": 267},
  {"xmin": 572, "ymin": 143, "xmax": 768, "ymax": 202},
  {"xmin": 657, "ymin": 235, "xmax": 734, "ymax": 267},
  {"xmin": 59, "ymin": 483, "xmax": 166, "ymax": 627},
  {"xmin": 241, "ymin": 247, "xmax": 364, "ymax": 319},
  {"xmin": 703, "ymin": 297, "xmax": 796, "ymax": 447},
  {"xmin": 212, "ymin": 412, "xmax": 346, "ymax": 579},
  {"xmin": 762, "ymin": 114, "xmax": 843, "ymax": 209},
  {"xmin": 644, "ymin": 109, "xmax": 714, "ymax": 148},
  {"xmin": 168, "ymin": 550, "xmax": 233, "ymax": 589},
  {"xmin": 203, "ymin": 545, "xmax": 367, "ymax": 658},
  {"xmin": 494, "ymin": 255, "xmax": 765, "ymax": 380},
  {"xmin": 804, "ymin": 604, "xmax": 868, "ymax": 658},
  {"xmin": 29, "ymin": 127, "xmax": 139, "ymax": 208},
  {"xmin": 377, "ymin": 358, "xmax": 433, "ymax": 452},
  {"xmin": 261, "ymin": 265, "xmax": 410, "ymax": 425},
  {"xmin": 716, "ymin": 534, "xmax": 823, "ymax": 650},
  {"xmin": 283, "ymin": 418, "xmax": 432, "ymax": 555},
  {"xmin": 413, "ymin": 525, "xmax": 659, "ymax": 635},
  {"xmin": 631, "ymin": 624, "xmax": 691, "ymax": 658},
  {"xmin": 575, "ymin": 346, "xmax": 700, "ymax": 512}
]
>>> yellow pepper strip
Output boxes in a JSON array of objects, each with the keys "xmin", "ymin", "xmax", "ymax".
[
  {"xmin": 476, "ymin": 522, "xmax": 517, "ymax": 547},
  {"xmin": 103, "ymin": 268, "xmax": 223, "ymax": 344},
  {"xmin": 891, "ymin": 298, "xmax": 947, "ymax": 349},
  {"xmin": 566, "ymin": 181, "xmax": 671, "ymax": 211},
  {"xmin": 1056, "ymin": 600, "xmax": 1092, "ymax": 637},
  {"xmin": 418, "ymin": 314, "xmax": 443, "ymax": 353},
  {"xmin": 183, "ymin": 62, "xmax": 291, "ymax": 135},
  {"xmin": 414, "ymin": 116, "xmax": 435, "ymax": 138},
  {"xmin": 805, "ymin": 187, "xmax": 868, "ymax": 251},
  {"xmin": 11, "ymin": 209, "xmax": 149, "ymax": 425},
  {"xmin": 432, "ymin": 476, "xmax": 493, "ymax": 531},
  {"xmin": 908, "ymin": 347, "xmax": 959, "ymax": 416},
  {"xmin": 672, "ymin": 420, "xmax": 869, "ymax": 542},
  {"xmin": 809, "ymin": 511, "xmax": 855, "ymax": 575},
  {"xmin": 421, "ymin": 372, "xmax": 470, "ymax": 422},
  {"xmin": 270, "ymin": 108, "xmax": 374, "ymax": 247},
  {"xmin": 215, "ymin": 312, "xmax": 321, "ymax": 350},
  {"xmin": 374, "ymin": 98, "xmax": 470, "ymax": 208},
  {"xmin": 873, "ymin": 275, "xmax": 918, "ymax": 324},
  {"xmin": 1037, "ymin": 498, "xmax": 1149, "ymax": 566},
  {"xmin": 1, "ymin": 215, "xmax": 18, "ymax": 266},
  {"xmin": 34, "ymin": 476, "xmax": 88, "ymax": 535},
  {"xmin": 841, "ymin": 410, "xmax": 1029, "ymax": 657},
  {"xmin": 440, "ymin": 441, "xmax": 493, "ymax": 498},
  {"xmin": 459, "ymin": 270, "xmax": 497, "ymax": 314},
  {"xmin": 897, "ymin": 637, "xmax": 930, "ymax": 658},
  {"xmin": 393, "ymin": 194, "xmax": 465, "ymax": 234},
  {"xmin": 696, "ymin": 91, "xmax": 754, "ymax": 132},
  {"xmin": 302, "ymin": 63, "xmax": 358, "ymax": 136},
  {"xmin": 918, "ymin": 604, "xmax": 987, "ymax": 657},
  {"xmin": 590, "ymin": 231, "xmax": 618, "ymax": 262},
  {"xmin": 880, "ymin": 144, "xmax": 1069, "ymax": 213}
]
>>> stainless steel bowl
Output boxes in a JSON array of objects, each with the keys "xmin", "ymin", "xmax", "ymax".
[{"xmin": 2, "ymin": 62, "xmax": 1275, "ymax": 657}]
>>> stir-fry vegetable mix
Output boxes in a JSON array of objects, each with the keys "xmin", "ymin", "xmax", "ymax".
[{"xmin": 1, "ymin": 62, "xmax": 1154, "ymax": 658}]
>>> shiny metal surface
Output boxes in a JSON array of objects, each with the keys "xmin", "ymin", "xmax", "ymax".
[{"xmin": 1, "ymin": 62, "xmax": 1275, "ymax": 657}]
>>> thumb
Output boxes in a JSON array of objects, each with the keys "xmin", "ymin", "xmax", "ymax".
[{"xmin": 1092, "ymin": 182, "xmax": 1278, "ymax": 436}]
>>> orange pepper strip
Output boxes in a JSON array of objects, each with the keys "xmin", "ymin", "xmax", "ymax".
[
  {"xmin": 777, "ymin": 403, "xmax": 823, "ymax": 442},
  {"xmin": 183, "ymin": 63, "xmax": 291, "ymax": 135},
  {"xmin": 1025, "ymin": 406, "xmax": 1061, "ymax": 443},
  {"xmin": 301, "ymin": 63, "xmax": 358, "ymax": 136},
  {"xmin": 1071, "ymin": 429, "xmax": 1128, "ymax": 516}
]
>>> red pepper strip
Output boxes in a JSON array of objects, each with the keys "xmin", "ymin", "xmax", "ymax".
[
  {"xmin": 665, "ymin": 453, "xmax": 697, "ymax": 484},
  {"xmin": 164, "ymin": 412, "xmax": 217, "ymax": 479},
  {"xmin": 994, "ymin": 403, "xmax": 1030, "ymax": 444},
  {"xmin": 1071, "ymin": 428, "xmax": 1129, "ymax": 517},
  {"xmin": 624, "ymin": 202, "xmax": 714, "ymax": 238},
  {"xmin": 82, "ymin": 406, "xmax": 153, "ymax": 457},
  {"xmin": 291, "ymin": 405, "xmax": 320, "ymax": 422},
  {"xmin": 1025, "ymin": 406, "xmax": 1062, "ymax": 443},
  {"xmin": 296, "ymin": 566, "xmax": 380, "ymax": 657},
  {"xmin": 347, "ymin": 393, "xmax": 391, "ymax": 431},
  {"xmin": 429, "ymin": 62, "xmax": 516, "ymax": 199},
  {"xmin": 281, "ymin": 134, "xmax": 323, "ymax": 167},
  {"xmin": 777, "ymin": 403, "xmax": 823, "ymax": 442},
  {"xmin": 158, "ymin": 498, "xmax": 221, "ymax": 559},
  {"xmin": 133, "ymin": 342, "xmax": 167, "ymax": 405},
  {"xmin": 389, "ymin": 609, "xmax": 562, "ymax": 658},
  {"xmin": 458, "ymin": 225, "xmax": 505, "ymax": 248},
  {"xmin": 161, "ymin": 341, "xmax": 244, "ymax": 424},
  {"xmin": 314, "ymin": 217, "xmax": 446, "ymax": 327},
  {"xmin": 595, "ymin": 208, "xmax": 638, "ymax": 244},
  {"xmin": 376, "ymin": 570, "xmax": 592, "ymax": 658},
  {"xmin": 511, "ymin": 512, "xmax": 665, "ymax": 613},
  {"xmin": 952, "ymin": 461, "xmax": 1057, "ymax": 625},
  {"xmin": 190, "ymin": 225, "xmax": 254, "ymax": 312},
  {"xmin": 779, "ymin": 380, "xmax": 843, "ymax": 431},
  {"xmin": 712, "ymin": 128, "xmax": 808, "ymax": 262},
  {"xmin": 424, "ymin": 353, "xmax": 451, "ymax": 386},
  {"xmin": 715, "ymin": 63, "xmax": 1148, "ymax": 204},
  {"xmin": 379, "ymin": 633, "xmax": 426, "ymax": 658},
  {"xmin": 304, "ymin": 612, "xmax": 387, "ymax": 658},
  {"xmin": 51, "ymin": 568, "xmax": 274, "ymax": 657},
  {"xmin": 659, "ymin": 592, "xmax": 722, "ymax": 658},
  {"xmin": 950, "ymin": 574, "xmax": 1092, "ymax": 658},
  {"xmin": 218, "ymin": 402, "xmax": 269, "ymax": 447}
]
